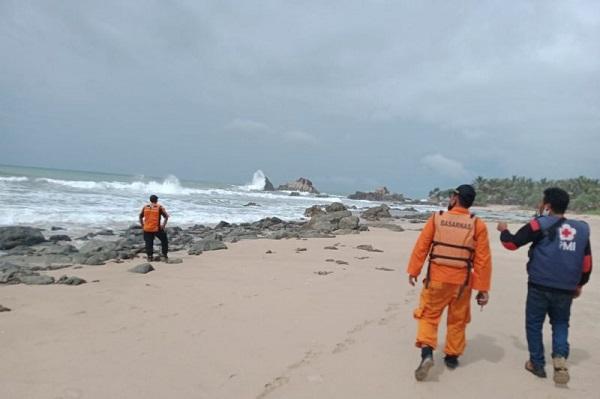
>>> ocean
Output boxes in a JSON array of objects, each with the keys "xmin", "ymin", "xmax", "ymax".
[{"xmin": 0, "ymin": 165, "xmax": 438, "ymax": 236}]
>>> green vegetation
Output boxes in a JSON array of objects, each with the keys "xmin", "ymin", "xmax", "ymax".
[{"xmin": 428, "ymin": 176, "xmax": 600, "ymax": 213}]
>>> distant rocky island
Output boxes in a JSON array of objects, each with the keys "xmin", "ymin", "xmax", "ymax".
[{"xmin": 348, "ymin": 186, "xmax": 405, "ymax": 202}]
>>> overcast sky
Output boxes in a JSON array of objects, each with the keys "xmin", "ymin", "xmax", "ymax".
[{"xmin": 1, "ymin": 1, "xmax": 599, "ymax": 196}]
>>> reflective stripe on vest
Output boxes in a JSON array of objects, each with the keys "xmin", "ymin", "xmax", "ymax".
[
  {"xmin": 429, "ymin": 211, "xmax": 476, "ymax": 268},
  {"xmin": 143, "ymin": 204, "xmax": 161, "ymax": 232}
]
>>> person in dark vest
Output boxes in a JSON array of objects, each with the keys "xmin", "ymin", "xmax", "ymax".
[
  {"xmin": 498, "ymin": 187, "xmax": 592, "ymax": 384},
  {"xmin": 407, "ymin": 184, "xmax": 492, "ymax": 381},
  {"xmin": 139, "ymin": 195, "xmax": 169, "ymax": 261}
]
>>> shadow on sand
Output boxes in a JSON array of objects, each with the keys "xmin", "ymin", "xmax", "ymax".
[{"xmin": 461, "ymin": 334, "xmax": 505, "ymax": 365}]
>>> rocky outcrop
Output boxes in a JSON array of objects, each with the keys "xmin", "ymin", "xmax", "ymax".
[
  {"xmin": 348, "ymin": 186, "xmax": 404, "ymax": 202},
  {"xmin": 263, "ymin": 176, "xmax": 275, "ymax": 191},
  {"xmin": 361, "ymin": 204, "xmax": 392, "ymax": 221},
  {"xmin": 304, "ymin": 202, "xmax": 360, "ymax": 233},
  {"xmin": 0, "ymin": 226, "xmax": 46, "ymax": 250},
  {"xmin": 278, "ymin": 178, "xmax": 319, "ymax": 194}
]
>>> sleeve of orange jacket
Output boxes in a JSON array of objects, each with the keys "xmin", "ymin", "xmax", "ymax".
[
  {"xmin": 406, "ymin": 215, "xmax": 435, "ymax": 277},
  {"xmin": 471, "ymin": 218, "xmax": 492, "ymax": 291}
]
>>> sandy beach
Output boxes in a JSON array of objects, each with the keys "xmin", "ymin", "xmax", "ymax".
[{"xmin": 1, "ymin": 216, "xmax": 599, "ymax": 399}]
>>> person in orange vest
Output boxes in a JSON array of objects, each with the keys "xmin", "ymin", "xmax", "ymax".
[
  {"xmin": 407, "ymin": 184, "xmax": 492, "ymax": 381},
  {"xmin": 139, "ymin": 194, "xmax": 170, "ymax": 261}
]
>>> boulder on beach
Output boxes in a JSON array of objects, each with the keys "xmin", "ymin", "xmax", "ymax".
[
  {"xmin": 278, "ymin": 178, "xmax": 320, "ymax": 194},
  {"xmin": 56, "ymin": 275, "xmax": 87, "ymax": 285},
  {"xmin": 188, "ymin": 239, "xmax": 228, "ymax": 255},
  {"xmin": 361, "ymin": 204, "xmax": 392, "ymax": 221},
  {"xmin": 129, "ymin": 263, "xmax": 155, "ymax": 274},
  {"xmin": 0, "ymin": 226, "xmax": 46, "ymax": 250}
]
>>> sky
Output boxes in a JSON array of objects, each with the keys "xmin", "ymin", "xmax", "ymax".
[{"xmin": 1, "ymin": 1, "xmax": 599, "ymax": 197}]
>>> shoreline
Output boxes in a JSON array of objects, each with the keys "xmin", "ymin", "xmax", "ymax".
[{"xmin": 1, "ymin": 216, "xmax": 599, "ymax": 398}]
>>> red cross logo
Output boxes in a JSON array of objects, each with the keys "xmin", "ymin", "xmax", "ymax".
[{"xmin": 559, "ymin": 224, "xmax": 576, "ymax": 241}]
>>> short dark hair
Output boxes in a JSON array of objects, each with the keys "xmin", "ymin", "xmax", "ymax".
[
  {"xmin": 149, "ymin": 195, "xmax": 158, "ymax": 203},
  {"xmin": 455, "ymin": 184, "xmax": 476, "ymax": 208},
  {"xmin": 543, "ymin": 187, "xmax": 569, "ymax": 214}
]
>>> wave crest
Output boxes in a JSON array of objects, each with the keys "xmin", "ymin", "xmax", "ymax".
[
  {"xmin": 35, "ymin": 175, "xmax": 203, "ymax": 195},
  {"xmin": 0, "ymin": 176, "xmax": 29, "ymax": 182}
]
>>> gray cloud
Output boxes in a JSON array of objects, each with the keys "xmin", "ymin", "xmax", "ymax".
[{"xmin": 1, "ymin": 1, "xmax": 599, "ymax": 196}]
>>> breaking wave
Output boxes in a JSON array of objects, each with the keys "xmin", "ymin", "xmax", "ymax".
[
  {"xmin": 0, "ymin": 176, "xmax": 29, "ymax": 182},
  {"xmin": 35, "ymin": 175, "xmax": 205, "ymax": 195},
  {"xmin": 239, "ymin": 170, "xmax": 268, "ymax": 191}
]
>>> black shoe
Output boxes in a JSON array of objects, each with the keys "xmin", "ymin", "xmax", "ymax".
[
  {"xmin": 415, "ymin": 346, "xmax": 434, "ymax": 381},
  {"xmin": 525, "ymin": 361, "xmax": 547, "ymax": 378},
  {"xmin": 146, "ymin": 256, "xmax": 153, "ymax": 262},
  {"xmin": 444, "ymin": 355, "xmax": 459, "ymax": 369}
]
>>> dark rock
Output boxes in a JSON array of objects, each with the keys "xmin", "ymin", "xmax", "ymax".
[
  {"xmin": 368, "ymin": 222, "xmax": 405, "ymax": 232},
  {"xmin": 0, "ymin": 226, "xmax": 46, "ymax": 250},
  {"xmin": 56, "ymin": 275, "xmax": 87, "ymax": 285},
  {"xmin": 263, "ymin": 176, "xmax": 275, "ymax": 191},
  {"xmin": 335, "ymin": 260, "xmax": 349, "ymax": 265},
  {"xmin": 296, "ymin": 247, "xmax": 307, "ymax": 252},
  {"xmin": 265, "ymin": 250, "xmax": 273, "ymax": 254},
  {"xmin": 129, "ymin": 263, "xmax": 154, "ymax": 274},
  {"xmin": 188, "ymin": 239, "xmax": 227, "ymax": 254},
  {"xmin": 356, "ymin": 244, "xmax": 384, "ymax": 253},
  {"xmin": 305, "ymin": 210, "xmax": 352, "ymax": 232},
  {"xmin": 325, "ymin": 202, "xmax": 347, "ymax": 213},
  {"xmin": 289, "ymin": 192, "xmax": 300, "ymax": 197},
  {"xmin": 51, "ymin": 226, "xmax": 65, "ymax": 231},
  {"xmin": 338, "ymin": 216, "xmax": 359, "ymax": 230},
  {"xmin": 314, "ymin": 271, "xmax": 333, "ymax": 276},
  {"xmin": 304, "ymin": 205, "xmax": 324, "ymax": 218},
  {"xmin": 361, "ymin": 204, "xmax": 392, "ymax": 221},
  {"xmin": 324, "ymin": 246, "xmax": 338, "ymax": 250},
  {"xmin": 48, "ymin": 235, "xmax": 72, "ymax": 242},
  {"xmin": 0, "ymin": 304, "xmax": 10, "ymax": 312},
  {"xmin": 243, "ymin": 202, "xmax": 260, "ymax": 207},
  {"xmin": 20, "ymin": 274, "xmax": 55, "ymax": 285},
  {"xmin": 215, "ymin": 221, "xmax": 231, "ymax": 229},
  {"xmin": 277, "ymin": 177, "xmax": 319, "ymax": 194}
]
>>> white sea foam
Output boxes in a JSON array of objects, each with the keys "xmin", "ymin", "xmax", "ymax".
[
  {"xmin": 35, "ymin": 175, "xmax": 206, "ymax": 195},
  {"xmin": 239, "ymin": 170, "xmax": 267, "ymax": 191},
  {"xmin": 0, "ymin": 176, "xmax": 29, "ymax": 182}
]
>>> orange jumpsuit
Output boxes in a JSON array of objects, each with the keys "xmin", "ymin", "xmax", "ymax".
[{"xmin": 407, "ymin": 206, "xmax": 492, "ymax": 356}]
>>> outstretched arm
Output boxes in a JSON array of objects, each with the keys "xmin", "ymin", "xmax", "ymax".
[{"xmin": 498, "ymin": 219, "xmax": 541, "ymax": 250}]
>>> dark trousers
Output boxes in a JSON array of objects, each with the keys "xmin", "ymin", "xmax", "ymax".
[
  {"xmin": 143, "ymin": 230, "xmax": 168, "ymax": 258},
  {"xmin": 526, "ymin": 284, "xmax": 573, "ymax": 368}
]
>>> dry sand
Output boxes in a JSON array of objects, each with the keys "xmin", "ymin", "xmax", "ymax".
[{"xmin": 1, "ymin": 216, "xmax": 599, "ymax": 399}]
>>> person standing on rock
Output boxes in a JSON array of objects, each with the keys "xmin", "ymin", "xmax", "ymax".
[
  {"xmin": 497, "ymin": 187, "xmax": 592, "ymax": 384},
  {"xmin": 406, "ymin": 184, "xmax": 492, "ymax": 381},
  {"xmin": 139, "ymin": 195, "xmax": 169, "ymax": 261}
]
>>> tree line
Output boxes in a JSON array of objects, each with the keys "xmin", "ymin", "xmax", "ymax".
[{"xmin": 428, "ymin": 176, "xmax": 600, "ymax": 213}]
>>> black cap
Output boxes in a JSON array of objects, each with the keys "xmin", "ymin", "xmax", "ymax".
[{"xmin": 454, "ymin": 184, "xmax": 476, "ymax": 207}]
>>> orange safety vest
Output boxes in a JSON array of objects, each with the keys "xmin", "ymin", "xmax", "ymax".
[
  {"xmin": 426, "ymin": 211, "xmax": 477, "ymax": 291},
  {"xmin": 429, "ymin": 210, "xmax": 477, "ymax": 268},
  {"xmin": 142, "ymin": 203, "xmax": 162, "ymax": 233}
]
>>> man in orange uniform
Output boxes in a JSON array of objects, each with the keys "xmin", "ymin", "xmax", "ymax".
[
  {"xmin": 407, "ymin": 184, "xmax": 492, "ymax": 381},
  {"xmin": 139, "ymin": 194, "xmax": 170, "ymax": 261}
]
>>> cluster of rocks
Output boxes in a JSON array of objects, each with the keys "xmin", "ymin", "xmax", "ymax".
[
  {"xmin": 277, "ymin": 177, "xmax": 319, "ymax": 194},
  {"xmin": 348, "ymin": 186, "xmax": 405, "ymax": 202},
  {"xmin": 0, "ymin": 204, "xmax": 370, "ymax": 285}
]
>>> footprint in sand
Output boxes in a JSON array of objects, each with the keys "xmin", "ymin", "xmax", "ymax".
[{"xmin": 332, "ymin": 338, "xmax": 356, "ymax": 354}]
